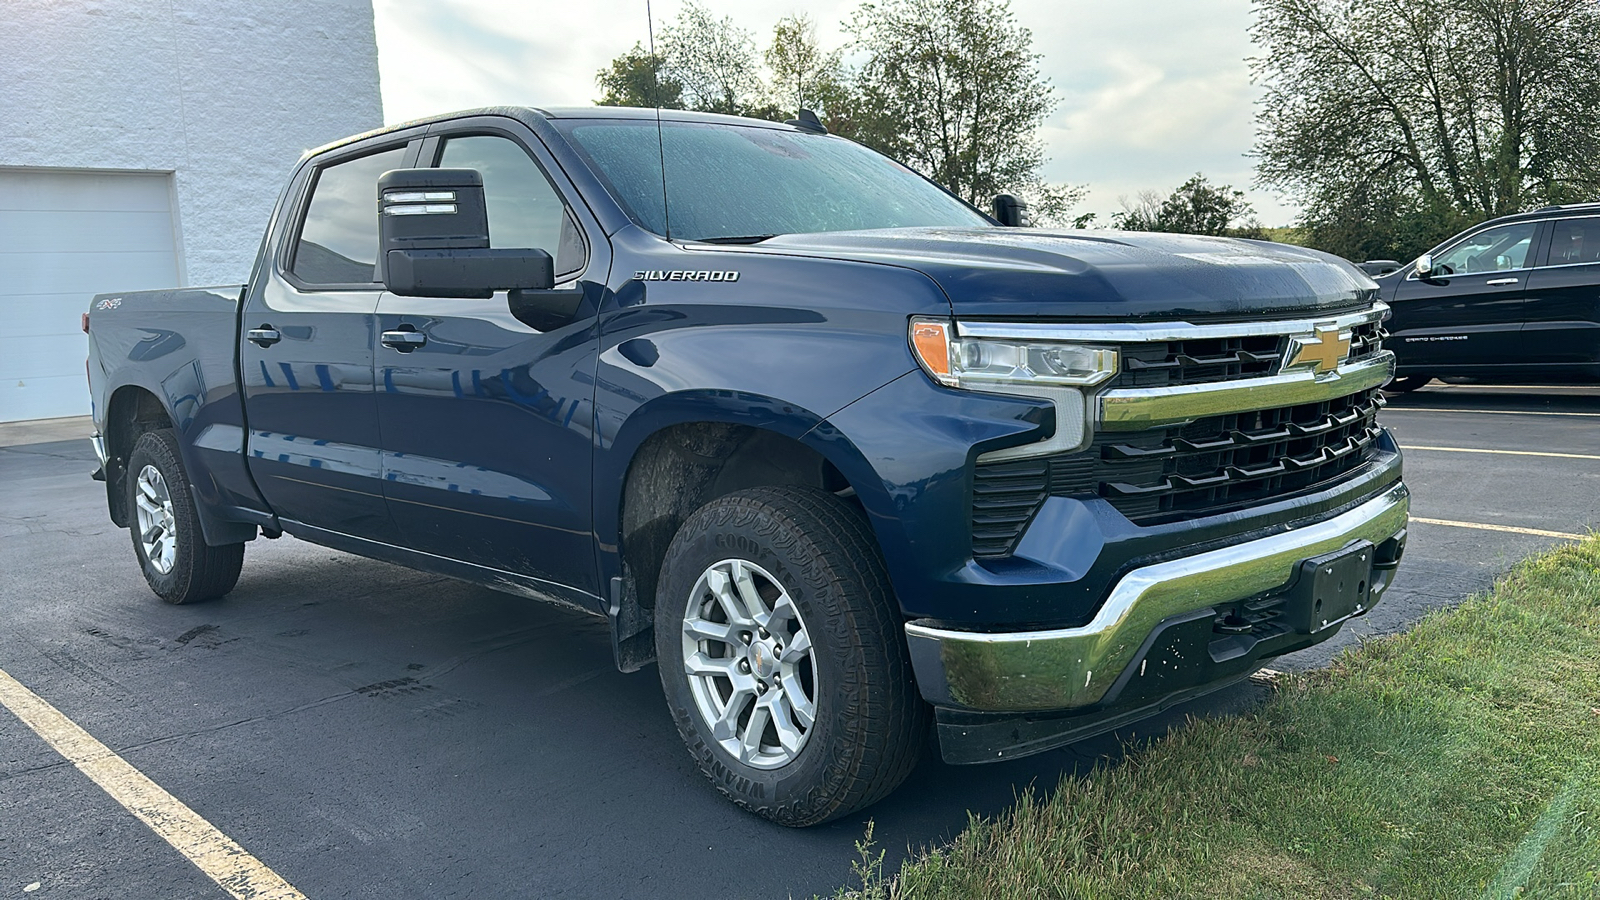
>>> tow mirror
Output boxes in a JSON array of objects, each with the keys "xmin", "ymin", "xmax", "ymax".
[
  {"xmin": 993, "ymin": 194, "xmax": 1032, "ymax": 227},
  {"xmin": 378, "ymin": 168, "xmax": 553, "ymax": 298},
  {"xmin": 1414, "ymin": 253, "xmax": 1434, "ymax": 279}
]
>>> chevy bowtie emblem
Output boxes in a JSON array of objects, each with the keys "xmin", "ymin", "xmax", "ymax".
[{"xmin": 1283, "ymin": 325, "xmax": 1352, "ymax": 375}]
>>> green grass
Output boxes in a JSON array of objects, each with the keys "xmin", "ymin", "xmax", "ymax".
[{"xmin": 843, "ymin": 537, "xmax": 1600, "ymax": 899}]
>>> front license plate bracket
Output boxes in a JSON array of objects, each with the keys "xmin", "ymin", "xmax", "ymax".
[{"xmin": 1288, "ymin": 541, "xmax": 1375, "ymax": 635}]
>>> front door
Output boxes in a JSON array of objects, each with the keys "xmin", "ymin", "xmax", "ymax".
[
  {"xmin": 242, "ymin": 141, "xmax": 414, "ymax": 542},
  {"xmin": 1387, "ymin": 220, "xmax": 1542, "ymax": 375},
  {"xmin": 374, "ymin": 128, "xmax": 604, "ymax": 597}
]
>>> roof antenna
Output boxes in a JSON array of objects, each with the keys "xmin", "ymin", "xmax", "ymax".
[
  {"xmin": 647, "ymin": 0, "xmax": 671, "ymax": 240},
  {"xmin": 785, "ymin": 109, "xmax": 828, "ymax": 135}
]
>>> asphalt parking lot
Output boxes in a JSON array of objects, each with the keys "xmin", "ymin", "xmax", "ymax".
[{"xmin": 2, "ymin": 384, "xmax": 1596, "ymax": 900}]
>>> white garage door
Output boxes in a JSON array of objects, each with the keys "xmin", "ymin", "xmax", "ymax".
[{"xmin": 0, "ymin": 169, "xmax": 181, "ymax": 423}]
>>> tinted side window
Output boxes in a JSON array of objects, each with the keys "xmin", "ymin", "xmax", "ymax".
[
  {"xmin": 292, "ymin": 146, "xmax": 407, "ymax": 285},
  {"xmin": 1547, "ymin": 218, "xmax": 1600, "ymax": 266},
  {"xmin": 438, "ymin": 135, "xmax": 584, "ymax": 277},
  {"xmin": 1434, "ymin": 222, "xmax": 1537, "ymax": 275}
]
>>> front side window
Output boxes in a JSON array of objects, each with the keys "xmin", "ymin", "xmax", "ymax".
[
  {"xmin": 554, "ymin": 119, "xmax": 991, "ymax": 241},
  {"xmin": 1546, "ymin": 218, "xmax": 1600, "ymax": 266},
  {"xmin": 1433, "ymin": 222, "xmax": 1537, "ymax": 275},
  {"xmin": 438, "ymin": 135, "xmax": 585, "ymax": 277},
  {"xmin": 292, "ymin": 146, "xmax": 408, "ymax": 285}
]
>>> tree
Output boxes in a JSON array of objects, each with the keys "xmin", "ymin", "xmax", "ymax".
[
  {"xmin": 1252, "ymin": 0, "xmax": 1600, "ymax": 262},
  {"xmin": 765, "ymin": 14, "xmax": 846, "ymax": 117},
  {"xmin": 659, "ymin": 1, "xmax": 765, "ymax": 116},
  {"xmin": 595, "ymin": 42, "xmax": 683, "ymax": 109},
  {"xmin": 1112, "ymin": 174, "xmax": 1266, "ymax": 237},
  {"xmin": 845, "ymin": 0, "xmax": 1081, "ymax": 219}
]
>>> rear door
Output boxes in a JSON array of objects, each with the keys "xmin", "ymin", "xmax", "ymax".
[
  {"xmin": 373, "ymin": 122, "xmax": 607, "ymax": 597},
  {"xmin": 1522, "ymin": 215, "xmax": 1600, "ymax": 373},
  {"xmin": 242, "ymin": 139, "xmax": 417, "ymax": 541},
  {"xmin": 1386, "ymin": 220, "xmax": 1542, "ymax": 374}
]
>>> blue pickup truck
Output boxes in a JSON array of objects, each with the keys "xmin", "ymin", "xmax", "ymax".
[{"xmin": 85, "ymin": 106, "xmax": 1409, "ymax": 826}]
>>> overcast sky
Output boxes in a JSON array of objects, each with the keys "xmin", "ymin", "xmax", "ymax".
[{"xmin": 370, "ymin": 0, "xmax": 1297, "ymax": 225}]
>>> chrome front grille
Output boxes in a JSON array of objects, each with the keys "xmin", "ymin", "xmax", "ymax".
[
  {"xmin": 1110, "ymin": 319, "xmax": 1387, "ymax": 390},
  {"xmin": 969, "ymin": 305, "xmax": 1394, "ymax": 559}
]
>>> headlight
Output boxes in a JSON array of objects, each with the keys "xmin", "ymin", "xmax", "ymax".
[
  {"xmin": 909, "ymin": 318, "xmax": 1118, "ymax": 462},
  {"xmin": 909, "ymin": 318, "xmax": 1118, "ymax": 389}
]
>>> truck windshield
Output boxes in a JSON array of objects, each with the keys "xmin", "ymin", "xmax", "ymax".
[{"xmin": 553, "ymin": 118, "xmax": 992, "ymax": 242}]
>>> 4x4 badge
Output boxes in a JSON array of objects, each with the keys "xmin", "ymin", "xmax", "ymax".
[{"xmin": 1283, "ymin": 325, "xmax": 1351, "ymax": 375}]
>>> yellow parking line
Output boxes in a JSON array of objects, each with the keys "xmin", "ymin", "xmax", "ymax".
[
  {"xmin": 0, "ymin": 667, "xmax": 306, "ymax": 900},
  {"xmin": 1382, "ymin": 408, "xmax": 1600, "ymax": 418},
  {"xmin": 1410, "ymin": 517, "xmax": 1587, "ymax": 541},
  {"xmin": 1401, "ymin": 444, "xmax": 1600, "ymax": 461}
]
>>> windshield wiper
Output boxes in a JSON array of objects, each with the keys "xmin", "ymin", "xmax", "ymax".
[{"xmin": 694, "ymin": 234, "xmax": 780, "ymax": 244}]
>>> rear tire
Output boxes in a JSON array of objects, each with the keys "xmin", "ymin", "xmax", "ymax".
[
  {"xmin": 654, "ymin": 486, "xmax": 927, "ymax": 826},
  {"xmin": 1384, "ymin": 374, "xmax": 1432, "ymax": 394},
  {"xmin": 126, "ymin": 429, "xmax": 244, "ymax": 604}
]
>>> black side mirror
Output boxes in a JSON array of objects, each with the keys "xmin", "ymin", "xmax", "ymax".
[
  {"xmin": 378, "ymin": 168, "xmax": 554, "ymax": 298},
  {"xmin": 993, "ymin": 194, "xmax": 1032, "ymax": 227}
]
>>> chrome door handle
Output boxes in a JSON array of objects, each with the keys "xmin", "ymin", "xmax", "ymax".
[
  {"xmin": 1485, "ymin": 277, "xmax": 1518, "ymax": 286},
  {"xmin": 381, "ymin": 330, "xmax": 428, "ymax": 351},
  {"xmin": 247, "ymin": 326, "xmax": 281, "ymax": 347}
]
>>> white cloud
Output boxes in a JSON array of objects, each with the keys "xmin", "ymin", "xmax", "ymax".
[{"xmin": 373, "ymin": 0, "xmax": 1301, "ymax": 224}]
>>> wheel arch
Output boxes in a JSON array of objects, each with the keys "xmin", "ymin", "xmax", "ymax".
[
  {"xmin": 103, "ymin": 384, "xmax": 175, "ymax": 528},
  {"xmin": 600, "ymin": 393, "xmax": 903, "ymax": 672}
]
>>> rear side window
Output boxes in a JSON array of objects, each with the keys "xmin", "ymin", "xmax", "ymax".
[
  {"xmin": 1548, "ymin": 218, "xmax": 1600, "ymax": 266},
  {"xmin": 438, "ymin": 135, "xmax": 585, "ymax": 277},
  {"xmin": 292, "ymin": 146, "xmax": 408, "ymax": 285}
]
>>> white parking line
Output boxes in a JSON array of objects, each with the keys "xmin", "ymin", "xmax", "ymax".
[
  {"xmin": 1427, "ymin": 384, "xmax": 1600, "ymax": 392},
  {"xmin": 1410, "ymin": 517, "xmax": 1587, "ymax": 541},
  {"xmin": 1401, "ymin": 445, "xmax": 1600, "ymax": 461},
  {"xmin": 1382, "ymin": 407, "xmax": 1600, "ymax": 418},
  {"xmin": 0, "ymin": 667, "xmax": 306, "ymax": 900}
]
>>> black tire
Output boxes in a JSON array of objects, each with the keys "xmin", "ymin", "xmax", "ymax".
[
  {"xmin": 654, "ymin": 486, "xmax": 928, "ymax": 827},
  {"xmin": 126, "ymin": 429, "xmax": 245, "ymax": 604},
  {"xmin": 1383, "ymin": 374, "xmax": 1432, "ymax": 394}
]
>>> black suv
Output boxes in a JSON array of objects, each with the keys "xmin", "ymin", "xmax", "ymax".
[{"xmin": 1377, "ymin": 202, "xmax": 1600, "ymax": 391}]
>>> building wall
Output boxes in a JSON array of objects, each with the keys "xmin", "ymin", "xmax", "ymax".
[{"xmin": 0, "ymin": 0, "xmax": 384, "ymax": 287}]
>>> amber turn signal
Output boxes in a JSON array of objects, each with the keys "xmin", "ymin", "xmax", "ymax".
[{"xmin": 909, "ymin": 319, "xmax": 957, "ymax": 387}]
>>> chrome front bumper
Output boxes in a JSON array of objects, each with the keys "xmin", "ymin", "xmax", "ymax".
[{"xmin": 906, "ymin": 481, "xmax": 1410, "ymax": 712}]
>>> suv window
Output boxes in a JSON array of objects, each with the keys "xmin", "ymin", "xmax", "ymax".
[
  {"xmin": 1433, "ymin": 221, "xmax": 1537, "ymax": 275},
  {"xmin": 438, "ymin": 135, "xmax": 585, "ymax": 278},
  {"xmin": 1547, "ymin": 218, "xmax": 1600, "ymax": 266},
  {"xmin": 293, "ymin": 146, "xmax": 409, "ymax": 285}
]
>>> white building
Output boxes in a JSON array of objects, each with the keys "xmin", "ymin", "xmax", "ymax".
[{"xmin": 1, "ymin": 0, "xmax": 384, "ymax": 423}]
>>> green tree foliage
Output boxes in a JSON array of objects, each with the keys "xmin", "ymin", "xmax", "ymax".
[
  {"xmin": 659, "ymin": 1, "xmax": 765, "ymax": 116},
  {"xmin": 765, "ymin": 14, "xmax": 847, "ymax": 118},
  {"xmin": 844, "ymin": 0, "xmax": 1082, "ymax": 219},
  {"xmin": 1252, "ymin": 0, "xmax": 1600, "ymax": 262},
  {"xmin": 595, "ymin": 42, "xmax": 683, "ymax": 109},
  {"xmin": 1112, "ymin": 174, "xmax": 1266, "ymax": 237},
  {"xmin": 592, "ymin": 0, "xmax": 1084, "ymax": 222}
]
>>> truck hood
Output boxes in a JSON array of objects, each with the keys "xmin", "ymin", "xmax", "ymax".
[{"xmin": 749, "ymin": 228, "xmax": 1377, "ymax": 319}]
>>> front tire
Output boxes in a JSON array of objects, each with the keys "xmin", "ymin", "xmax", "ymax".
[
  {"xmin": 126, "ymin": 429, "xmax": 244, "ymax": 604},
  {"xmin": 654, "ymin": 486, "xmax": 927, "ymax": 826}
]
